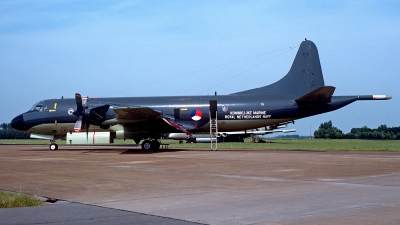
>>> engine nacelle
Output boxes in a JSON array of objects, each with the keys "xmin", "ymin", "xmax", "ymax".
[
  {"xmin": 116, "ymin": 130, "xmax": 134, "ymax": 140},
  {"xmin": 115, "ymin": 130, "xmax": 149, "ymax": 141}
]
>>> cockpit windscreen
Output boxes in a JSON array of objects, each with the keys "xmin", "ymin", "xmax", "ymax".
[{"xmin": 29, "ymin": 101, "xmax": 44, "ymax": 112}]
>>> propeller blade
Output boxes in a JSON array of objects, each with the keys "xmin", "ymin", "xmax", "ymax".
[
  {"xmin": 75, "ymin": 93, "xmax": 83, "ymax": 112},
  {"xmin": 82, "ymin": 96, "xmax": 88, "ymax": 107},
  {"xmin": 86, "ymin": 123, "xmax": 90, "ymax": 142},
  {"xmin": 88, "ymin": 104, "xmax": 110, "ymax": 125},
  {"xmin": 74, "ymin": 116, "xmax": 83, "ymax": 132},
  {"xmin": 74, "ymin": 93, "xmax": 90, "ymax": 134}
]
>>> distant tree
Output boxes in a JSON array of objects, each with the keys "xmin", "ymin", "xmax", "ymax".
[
  {"xmin": 377, "ymin": 124, "xmax": 388, "ymax": 132},
  {"xmin": 340, "ymin": 124, "xmax": 400, "ymax": 140},
  {"xmin": 314, "ymin": 121, "xmax": 344, "ymax": 139},
  {"xmin": 1, "ymin": 123, "xmax": 12, "ymax": 130},
  {"xmin": 0, "ymin": 123, "xmax": 30, "ymax": 139}
]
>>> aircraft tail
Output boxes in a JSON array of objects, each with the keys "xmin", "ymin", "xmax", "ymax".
[{"xmin": 233, "ymin": 40, "xmax": 325, "ymax": 96}]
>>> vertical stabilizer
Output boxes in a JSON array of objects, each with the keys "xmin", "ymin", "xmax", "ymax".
[{"xmin": 233, "ymin": 40, "xmax": 325, "ymax": 96}]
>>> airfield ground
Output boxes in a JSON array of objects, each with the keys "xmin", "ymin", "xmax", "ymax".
[{"xmin": 1, "ymin": 144, "xmax": 400, "ymax": 224}]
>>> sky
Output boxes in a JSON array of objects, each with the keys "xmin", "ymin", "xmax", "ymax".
[{"xmin": 1, "ymin": 0, "xmax": 399, "ymax": 135}]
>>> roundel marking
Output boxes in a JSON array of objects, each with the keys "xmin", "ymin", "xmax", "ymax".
[
  {"xmin": 191, "ymin": 109, "xmax": 202, "ymax": 121},
  {"xmin": 68, "ymin": 108, "xmax": 75, "ymax": 115}
]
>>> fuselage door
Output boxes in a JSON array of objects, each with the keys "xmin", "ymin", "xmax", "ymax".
[{"xmin": 174, "ymin": 108, "xmax": 180, "ymax": 120}]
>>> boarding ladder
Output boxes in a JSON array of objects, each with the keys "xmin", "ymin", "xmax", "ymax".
[{"xmin": 210, "ymin": 111, "xmax": 218, "ymax": 151}]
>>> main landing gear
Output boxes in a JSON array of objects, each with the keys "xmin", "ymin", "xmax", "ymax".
[{"xmin": 141, "ymin": 140, "xmax": 160, "ymax": 151}]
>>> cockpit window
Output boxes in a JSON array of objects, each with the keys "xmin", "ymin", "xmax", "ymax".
[{"xmin": 29, "ymin": 101, "xmax": 44, "ymax": 112}]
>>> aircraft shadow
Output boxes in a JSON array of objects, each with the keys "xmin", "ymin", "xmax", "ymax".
[{"xmin": 120, "ymin": 148, "xmax": 182, "ymax": 154}]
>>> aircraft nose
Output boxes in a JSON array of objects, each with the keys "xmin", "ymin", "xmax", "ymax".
[{"xmin": 11, "ymin": 114, "xmax": 26, "ymax": 131}]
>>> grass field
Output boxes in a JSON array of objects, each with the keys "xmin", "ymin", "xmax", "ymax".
[
  {"xmin": 1, "ymin": 138, "xmax": 399, "ymax": 151},
  {"xmin": 166, "ymin": 139, "xmax": 400, "ymax": 151},
  {"xmin": 0, "ymin": 191, "xmax": 44, "ymax": 208}
]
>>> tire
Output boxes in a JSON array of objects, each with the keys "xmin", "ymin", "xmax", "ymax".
[
  {"xmin": 152, "ymin": 140, "xmax": 160, "ymax": 150},
  {"xmin": 141, "ymin": 140, "xmax": 152, "ymax": 150},
  {"xmin": 49, "ymin": 143, "xmax": 58, "ymax": 150}
]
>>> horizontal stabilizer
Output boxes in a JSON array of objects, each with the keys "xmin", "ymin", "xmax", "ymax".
[{"xmin": 295, "ymin": 86, "xmax": 335, "ymax": 104}]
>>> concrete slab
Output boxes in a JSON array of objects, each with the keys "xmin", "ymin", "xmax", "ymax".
[
  {"xmin": 0, "ymin": 201, "xmax": 200, "ymax": 225},
  {"xmin": 1, "ymin": 145, "xmax": 400, "ymax": 224}
]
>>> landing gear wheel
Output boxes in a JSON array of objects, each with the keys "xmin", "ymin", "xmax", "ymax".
[
  {"xmin": 141, "ymin": 140, "xmax": 152, "ymax": 150},
  {"xmin": 152, "ymin": 140, "xmax": 160, "ymax": 150},
  {"xmin": 49, "ymin": 143, "xmax": 58, "ymax": 150}
]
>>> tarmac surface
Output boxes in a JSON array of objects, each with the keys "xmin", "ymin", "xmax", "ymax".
[{"xmin": 1, "ymin": 144, "xmax": 400, "ymax": 225}]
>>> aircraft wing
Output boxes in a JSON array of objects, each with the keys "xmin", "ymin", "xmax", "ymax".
[
  {"xmin": 103, "ymin": 106, "xmax": 193, "ymax": 136},
  {"xmin": 103, "ymin": 107, "xmax": 162, "ymax": 124}
]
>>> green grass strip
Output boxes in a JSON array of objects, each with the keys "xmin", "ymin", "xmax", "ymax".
[
  {"xmin": 161, "ymin": 139, "xmax": 400, "ymax": 151},
  {"xmin": 0, "ymin": 191, "xmax": 44, "ymax": 208}
]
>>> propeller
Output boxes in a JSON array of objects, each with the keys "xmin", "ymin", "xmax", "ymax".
[
  {"xmin": 73, "ymin": 93, "xmax": 88, "ymax": 132},
  {"xmin": 73, "ymin": 93, "xmax": 111, "ymax": 141}
]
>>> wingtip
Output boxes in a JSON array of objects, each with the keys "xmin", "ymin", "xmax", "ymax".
[{"xmin": 373, "ymin": 95, "xmax": 392, "ymax": 100}]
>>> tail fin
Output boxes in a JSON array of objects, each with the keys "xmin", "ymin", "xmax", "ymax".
[{"xmin": 233, "ymin": 40, "xmax": 325, "ymax": 96}]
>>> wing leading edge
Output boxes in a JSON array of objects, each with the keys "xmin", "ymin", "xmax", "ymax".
[{"xmin": 103, "ymin": 106, "xmax": 192, "ymax": 135}]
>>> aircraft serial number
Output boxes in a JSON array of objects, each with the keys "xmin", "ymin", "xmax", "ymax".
[{"xmin": 225, "ymin": 111, "xmax": 271, "ymax": 119}]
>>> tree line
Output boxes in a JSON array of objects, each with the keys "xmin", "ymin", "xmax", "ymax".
[
  {"xmin": 0, "ymin": 123, "xmax": 30, "ymax": 139},
  {"xmin": 314, "ymin": 121, "xmax": 400, "ymax": 140}
]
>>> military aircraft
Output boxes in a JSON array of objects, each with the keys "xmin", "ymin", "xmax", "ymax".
[{"xmin": 10, "ymin": 39, "xmax": 391, "ymax": 150}]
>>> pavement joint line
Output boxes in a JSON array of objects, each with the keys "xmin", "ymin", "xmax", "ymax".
[
  {"xmin": 0, "ymin": 189, "xmax": 204, "ymax": 225},
  {"xmin": 210, "ymin": 173, "xmax": 400, "ymax": 188},
  {"xmin": 334, "ymin": 172, "xmax": 400, "ymax": 180},
  {"xmin": 92, "ymin": 194, "xmax": 212, "ymax": 204},
  {"xmin": 270, "ymin": 201, "xmax": 400, "ymax": 223},
  {"xmin": 72, "ymin": 202, "xmax": 205, "ymax": 225}
]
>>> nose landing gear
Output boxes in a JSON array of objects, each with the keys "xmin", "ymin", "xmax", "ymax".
[
  {"xmin": 49, "ymin": 138, "xmax": 58, "ymax": 150},
  {"xmin": 49, "ymin": 143, "xmax": 58, "ymax": 150}
]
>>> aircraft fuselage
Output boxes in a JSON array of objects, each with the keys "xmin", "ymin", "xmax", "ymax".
[{"xmin": 12, "ymin": 94, "xmax": 363, "ymax": 137}]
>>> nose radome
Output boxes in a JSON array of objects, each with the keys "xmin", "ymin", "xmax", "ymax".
[{"xmin": 11, "ymin": 114, "xmax": 26, "ymax": 131}]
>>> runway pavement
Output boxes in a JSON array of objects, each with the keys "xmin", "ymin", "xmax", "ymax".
[{"xmin": 1, "ymin": 144, "xmax": 400, "ymax": 224}]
